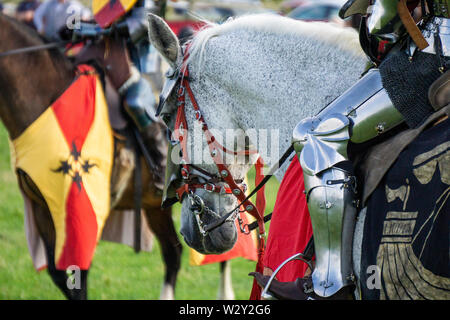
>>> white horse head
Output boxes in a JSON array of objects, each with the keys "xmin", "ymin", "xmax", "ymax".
[{"xmin": 148, "ymin": 13, "xmax": 367, "ymax": 254}]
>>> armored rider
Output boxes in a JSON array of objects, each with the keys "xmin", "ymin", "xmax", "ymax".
[
  {"xmin": 73, "ymin": 0, "xmax": 167, "ymax": 190},
  {"xmin": 291, "ymin": 0, "xmax": 450, "ymax": 298},
  {"xmin": 112, "ymin": 0, "xmax": 163, "ymax": 135}
]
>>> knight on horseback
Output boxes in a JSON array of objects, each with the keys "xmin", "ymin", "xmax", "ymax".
[
  {"xmin": 71, "ymin": 0, "xmax": 168, "ymax": 190},
  {"xmin": 288, "ymin": 0, "xmax": 450, "ymax": 299}
]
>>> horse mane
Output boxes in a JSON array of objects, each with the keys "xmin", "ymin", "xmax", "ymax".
[{"xmin": 185, "ymin": 14, "xmax": 364, "ymax": 71}]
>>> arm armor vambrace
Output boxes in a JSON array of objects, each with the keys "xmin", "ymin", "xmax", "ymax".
[{"xmin": 291, "ymin": 68, "xmax": 404, "ymax": 297}]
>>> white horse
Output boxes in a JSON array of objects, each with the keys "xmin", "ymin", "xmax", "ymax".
[{"xmin": 147, "ymin": 13, "xmax": 368, "ymax": 294}]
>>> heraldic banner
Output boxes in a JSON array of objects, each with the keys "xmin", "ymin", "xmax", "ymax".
[
  {"xmin": 12, "ymin": 65, "xmax": 114, "ymax": 271},
  {"xmin": 93, "ymin": 0, "xmax": 138, "ymax": 28}
]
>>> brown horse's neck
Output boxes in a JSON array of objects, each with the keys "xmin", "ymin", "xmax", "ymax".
[{"xmin": 0, "ymin": 13, "xmax": 75, "ymax": 139}]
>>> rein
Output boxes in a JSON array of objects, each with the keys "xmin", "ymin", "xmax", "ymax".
[
  {"xmin": 0, "ymin": 40, "xmax": 71, "ymax": 58},
  {"xmin": 0, "ymin": 21, "xmax": 117, "ymax": 59}
]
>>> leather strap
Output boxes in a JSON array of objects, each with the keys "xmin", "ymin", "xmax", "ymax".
[
  {"xmin": 175, "ymin": 183, "xmax": 233, "ymax": 199},
  {"xmin": 398, "ymin": 0, "xmax": 429, "ymax": 50},
  {"xmin": 0, "ymin": 40, "xmax": 71, "ymax": 58}
]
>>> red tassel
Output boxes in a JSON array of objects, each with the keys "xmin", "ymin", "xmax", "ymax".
[
  {"xmin": 249, "ymin": 158, "xmax": 267, "ymax": 300},
  {"xmin": 249, "ymin": 237, "xmax": 265, "ymax": 300},
  {"xmin": 254, "ymin": 157, "xmax": 266, "ymax": 215}
]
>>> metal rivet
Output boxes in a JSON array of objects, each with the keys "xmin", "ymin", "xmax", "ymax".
[
  {"xmin": 246, "ymin": 205, "xmax": 253, "ymax": 211},
  {"xmin": 221, "ymin": 170, "xmax": 228, "ymax": 177},
  {"xmin": 233, "ymin": 189, "xmax": 241, "ymax": 195},
  {"xmin": 319, "ymin": 201, "xmax": 332, "ymax": 209},
  {"xmin": 211, "ymin": 149, "xmax": 217, "ymax": 157}
]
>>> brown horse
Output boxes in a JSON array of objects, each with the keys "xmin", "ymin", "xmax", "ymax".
[{"xmin": 0, "ymin": 13, "xmax": 182, "ymax": 300}]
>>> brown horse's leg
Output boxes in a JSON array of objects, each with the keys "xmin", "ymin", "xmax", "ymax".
[
  {"xmin": 18, "ymin": 171, "xmax": 89, "ymax": 300},
  {"xmin": 144, "ymin": 207, "xmax": 182, "ymax": 299}
]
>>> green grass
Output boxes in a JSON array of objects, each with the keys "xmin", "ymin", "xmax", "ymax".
[{"xmin": 0, "ymin": 123, "xmax": 279, "ymax": 300}]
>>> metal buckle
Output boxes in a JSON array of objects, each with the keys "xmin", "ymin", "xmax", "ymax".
[
  {"xmin": 203, "ymin": 183, "xmax": 216, "ymax": 193},
  {"xmin": 188, "ymin": 193, "xmax": 208, "ymax": 236},
  {"xmin": 237, "ymin": 215, "xmax": 250, "ymax": 235},
  {"xmin": 178, "ymin": 86, "xmax": 185, "ymax": 97}
]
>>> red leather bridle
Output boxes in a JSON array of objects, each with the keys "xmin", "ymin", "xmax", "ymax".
[
  {"xmin": 163, "ymin": 43, "xmax": 296, "ymax": 299},
  {"xmin": 171, "ymin": 46, "xmax": 267, "ymax": 242}
]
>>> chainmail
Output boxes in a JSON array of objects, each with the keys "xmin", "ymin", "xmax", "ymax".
[{"xmin": 379, "ymin": 50, "xmax": 448, "ymax": 128}]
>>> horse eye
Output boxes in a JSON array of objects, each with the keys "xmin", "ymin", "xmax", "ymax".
[{"xmin": 162, "ymin": 114, "xmax": 171, "ymax": 124}]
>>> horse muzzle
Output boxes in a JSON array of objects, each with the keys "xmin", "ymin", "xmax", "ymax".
[{"xmin": 180, "ymin": 194, "xmax": 238, "ymax": 254}]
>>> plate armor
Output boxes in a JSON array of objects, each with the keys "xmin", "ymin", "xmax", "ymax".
[{"xmin": 292, "ymin": 0, "xmax": 450, "ymax": 298}]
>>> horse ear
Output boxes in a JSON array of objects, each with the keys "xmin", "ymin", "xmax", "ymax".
[{"xmin": 148, "ymin": 13, "xmax": 182, "ymax": 68}]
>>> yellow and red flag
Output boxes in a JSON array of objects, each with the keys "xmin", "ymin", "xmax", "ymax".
[
  {"xmin": 13, "ymin": 65, "xmax": 114, "ymax": 270},
  {"xmin": 92, "ymin": 0, "xmax": 138, "ymax": 28}
]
